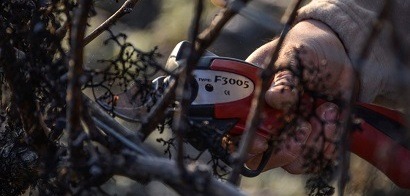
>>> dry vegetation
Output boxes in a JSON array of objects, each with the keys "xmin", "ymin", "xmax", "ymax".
[{"xmin": 0, "ymin": 0, "xmax": 409, "ymax": 195}]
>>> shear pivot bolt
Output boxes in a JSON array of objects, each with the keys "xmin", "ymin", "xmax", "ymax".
[{"xmin": 205, "ymin": 84, "xmax": 214, "ymax": 92}]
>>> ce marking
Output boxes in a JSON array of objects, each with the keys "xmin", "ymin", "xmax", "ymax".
[{"xmin": 224, "ymin": 90, "xmax": 230, "ymax": 96}]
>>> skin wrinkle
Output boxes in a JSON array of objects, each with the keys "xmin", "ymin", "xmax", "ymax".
[
  {"xmin": 283, "ymin": 121, "xmax": 334, "ymax": 174},
  {"xmin": 266, "ymin": 45, "xmax": 301, "ymax": 110},
  {"xmin": 307, "ymin": 28, "xmax": 343, "ymax": 92},
  {"xmin": 314, "ymin": 27, "xmax": 351, "ymax": 100},
  {"xmin": 317, "ymin": 102, "xmax": 341, "ymax": 157},
  {"xmin": 273, "ymin": 70, "xmax": 296, "ymax": 88},
  {"xmin": 299, "ymin": 43, "xmax": 322, "ymax": 91},
  {"xmin": 281, "ymin": 20, "xmax": 346, "ymax": 95}
]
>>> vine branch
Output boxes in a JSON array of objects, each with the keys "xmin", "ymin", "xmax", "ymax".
[
  {"xmin": 228, "ymin": 0, "xmax": 304, "ymax": 184},
  {"xmin": 110, "ymin": 154, "xmax": 245, "ymax": 196},
  {"xmin": 67, "ymin": 0, "xmax": 93, "ymax": 166},
  {"xmin": 83, "ymin": 0, "xmax": 141, "ymax": 45}
]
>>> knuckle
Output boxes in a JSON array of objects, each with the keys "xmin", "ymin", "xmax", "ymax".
[{"xmin": 317, "ymin": 102, "xmax": 339, "ymax": 123}]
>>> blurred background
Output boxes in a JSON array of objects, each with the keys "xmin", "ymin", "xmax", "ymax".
[{"xmin": 81, "ymin": 0, "xmax": 410, "ymax": 195}]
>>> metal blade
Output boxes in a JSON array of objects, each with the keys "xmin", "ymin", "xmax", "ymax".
[{"xmin": 96, "ymin": 76, "xmax": 168, "ymax": 122}]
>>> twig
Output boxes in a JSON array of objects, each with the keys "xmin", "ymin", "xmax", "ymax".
[
  {"xmin": 337, "ymin": 0, "xmax": 391, "ymax": 194},
  {"xmin": 83, "ymin": 0, "xmax": 141, "ymax": 45},
  {"xmin": 162, "ymin": 0, "xmax": 252, "ymax": 179},
  {"xmin": 354, "ymin": 1, "xmax": 391, "ymax": 71},
  {"xmin": 228, "ymin": 0, "xmax": 304, "ymax": 184},
  {"xmin": 389, "ymin": 7, "xmax": 410, "ymax": 148},
  {"xmin": 92, "ymin": 118, "xmax": 150, "ymax": 156},
  {"xmin": 196, "ymin": 0, "xmax": 250, "ymax": 52},
  {"xmin": 81, "ymin": 104, "xmax": 111, "ymax": 147},
  {"xmin": 84, "ymin": 95, "xmax": 149, "ymax": 156},
  {"xmin": 67, "ymin": 0, "xmax": 93, "ymax": 165},
  {"xmin": 111, "ymin": 155, "xmax": 245, "ymax": 196},
  {"xmin": 138, "ymin": 0, "xmax": 251, "ymax": 140},
  {"xmin": 172, "ymin": 0, "xmax": 205, "ymax": 178}
]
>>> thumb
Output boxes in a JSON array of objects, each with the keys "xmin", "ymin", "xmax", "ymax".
[{"xmin": 265, "ymin": 69, "xmax": 299, "ymax": 111}]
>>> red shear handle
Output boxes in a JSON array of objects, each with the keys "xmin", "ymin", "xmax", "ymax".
[
  {"xmin": 257, "ymin": 100, "xmax": 410, "ymax": 188},
  {"xmin": 351, "ymin": 103, "xmax": 410, "ymax": 189}
]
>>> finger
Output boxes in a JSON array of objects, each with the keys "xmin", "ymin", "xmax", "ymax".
[
  {"xmin": 323, "ymin": 140, "xmax": 337, "ymax": 160},
  {"xmin": 265, "ymin": 70, "xmax": 299, "ymax": 111},
  {"xmin": 303, "ymin": 104, "xmax": 339, "ymax": 156},
  {"xmin": 282, "ymin": 156, "xmax": 306, "ymax": 174},
  {"xmin": 247, "ymin": 40, "xmax": 301, "ymax": 111},
  {"xmin": 315, "ymin": 102, "xmax": 343, "ymax": 148},
  {"xmin": 282, "ymin": 137, "xmax": 337, "ymax": 174},
  {"xmin": 281, "ymin": 133, "xmax": 336, "ymax": 174},
  {"xmin": 279, "ymin": 102, "xmax": 340, "ymax": 173},
  {"xmin": 246, "ymin": 120, "xmax": 311, "ymax": 170},
  {"xmin": 248, "ymin": 133, "xmax": 269, "ymax": 155},
  {"xmin": 282, "ymin": 153, "xmax": 334, "ymax": 174},
  {"xmin": 246, "ymin": 40, "xmax": 279, "ymax": 68},
  {"xmin": 316, "ymin": 102, "xmax": 339, "ymax": 123}
]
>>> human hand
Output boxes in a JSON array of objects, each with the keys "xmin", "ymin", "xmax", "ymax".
[{"xmin": 244, "ymin": 20, "xmax": 355, "ymax": 174}]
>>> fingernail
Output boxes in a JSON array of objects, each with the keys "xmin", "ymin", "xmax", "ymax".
[
  {"xmin": 211, "ymin": 0, "xmax": 227, "ymax": 7},
  {"xmin": 323, "ymin": 106, "xmax": 338, "ymax": 122}
]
